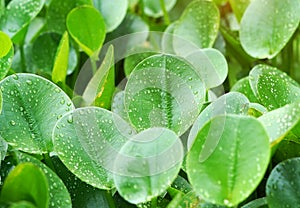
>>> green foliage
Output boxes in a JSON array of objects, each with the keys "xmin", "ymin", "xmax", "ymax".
[{"xmin": 0, "ymin": 0, "xmax": 300, "ymax": 207}]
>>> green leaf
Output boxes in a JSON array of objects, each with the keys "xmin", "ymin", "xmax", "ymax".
[
  {"xmin": 46, "ymin": 0, "xmax": 92, "ymax": 34},
  {"xmin": 82, "ymin": 45, "xmax": 115, "ymax": 109},
  {"xmin": 272, "ymin": 140, "xmax": 300, "ymax": 164},
  {"xmin": 188, "ymin": 92, "xmax": 250, "ymax": 149},
  {"xmin": 0, "ymin": 0, "xmax": 4, "ymax": 17},
  {"xmin": 0, "ymin": 31, "xmax": 12, "ymax": 58},
  {"xmin": 229, "ymin": 0, "xmax": 250, "ymax": 22},
  {"xmin": 266, "ymin": 157, "xmax": 300, "ymax": 207},
  {"xmin": 161, "ymin": 22, "xmax": 177, "ymax": 54},
  {"xmin": 0, "ymin": 136, "xmax": 8, "ymax": 163},
  {"xmin": 241, "ymin": 197, "xmax": 268, "ymax": 208},
  {"xmin": 8, "ymin": 201, "xmax": 37, "ymax": 208},
  {"xmin": 52, "ymin": 31, "xmax": 69, "ymax": 84},
  {"xmin": 0, "ymin": 163, "xmax": 49, "ymax": 208},
  {"xmin": 111, "ymin": 90, "xmax": 129, "ymax": 122},
  {"xmin": 258, "ymin": 101, "xmax": 300, "ymax": 146},
  {"xmin": 187, "ymin": 115, "xmax": 270, "ymax": 206},
  {"xmin": 53, "ymin": 107, "xmax": 136, "ymax": 190},
  {"xmin": 0, "ymin": 89, "xmax": 2, "ymax": 113},
  {"xmin": 67, "ymin": 5, "xmax": 106, "ymax": 57},
  {"xmin": 167, "ymin": 191, "xmax": 201, "ymax": 208},
  {"xmin": 231, "ymin": 76, "xmax": 259, "ymax": 103},
  {"xmin": 0, "ymin": 0, "xmax": 45, "ymax": 39},
  {"xmin": 249, "ymin": 64, "xmax": 300, "ymax": 110},
  {"xmin": 240, "ymin": 0, "xmax": 300, "ymax": 59},
  {"xmin": 17, "ymin": 152, "xmax": 71, "ymax": 208},
  {"xmin": 143, "ymin": 0, "xmax": 176, "ymax": 18},
  {"xmin": 173, "ymin": 0, "xmax": 220, "ymax": 54},
  {"xmin": 171, "ymin": 175, "xmax": 192, "ymax": 194},
  {"xmin": 113, "ymin": 127, "xmax": 183, "ymax": 204},
  {"xmin": 0, "ymin": 73, "xmax": 74, "ymax": 154},
  {"xmin": 124, "ymin": 54, "xmax": 206, "ymax": 135},
  {"xmin": 0, "ymin": 31, "xmax": 13, "ymax": 80},
  {"xmin": 93, "ymin": 0, "xmax": 128, "ymax": 32}
]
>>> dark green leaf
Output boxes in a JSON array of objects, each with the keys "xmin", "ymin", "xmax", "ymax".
[{"xmin": 0, "ymin": 73, "xmax": 74, "ymax": 154}]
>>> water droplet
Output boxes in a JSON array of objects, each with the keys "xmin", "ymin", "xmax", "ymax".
[
  {"xmin": 10, "ymin": 120, "xmax": 16, "ymax": 126},
  {"xmin": 26, "ymin": 80, "xmax": 33, "ymax": 85},
  {"xmin": 12, "ymin": 74, "xmax": 19, "ymax": 80}
]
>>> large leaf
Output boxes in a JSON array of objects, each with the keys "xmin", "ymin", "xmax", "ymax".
[
  {"xmin": 258, "ymin": 101, "xmax": 300, "ymax": 146},
  {"xmin": 124, "ymin": 54, "xmax": 206, "ymax": 135},
  {"xmin": 93, "ymin": 0, "xmax": 128, "ymax": 32},
  {"xmin": 53, "ymin": 107, "xmax": 135, "ymax": 190},
  {"xmin": 0, "ymin": 31, "xmax": 13, "ymax": 80},
  {"xmin": 0, "ymin": 73, "xmax": 74, "ymax": 154},
  {"xmin": 249, "ymin": 64, "xmax": 300, "ymax": 110},
  {"xmin": 187, "ymin": 115, "xmax": 270, "ymax": 206},
  {"xmin": 0, "ymin": 0, "xmax": 44, "ymax": 39},
  {"xmin": 82, "ymin": 45, "xmax": 115, "ymax": 109},
  {"xmin": 266, "ymin": 157, "xmax": 300, "ymax": 207},
  {"xmin": 0, "ymin": 163, "xmax": 49, "ymax": 208},
  {"xmin": 17, "ymin": 152, "xmax": 72, "ymax": 208},
  {"xmin": 188, "ymin": 92, "xmax": 250, "ymax": 149},
  {"xmin": 113, "ymin": 127, "xmax": 183, "ymax": 204},
  {"xmin": 67, "ymin": 5, "xmax": 106, "ymax": 57},
  {"xmin": 173, "ymin": 0, "xmax": 220, "ymax": 55},
  {"xmin": 143, "ymin": 0, "xmax": 176, "ymax": 18},
  {"xmin": 240, "ymin": 0, "xmax": 300, "ymax": 59}
]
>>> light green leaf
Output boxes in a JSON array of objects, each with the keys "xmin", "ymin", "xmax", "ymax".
[
  {"xmin": 17, "ymin": 152, "xmax": 72, "ymax": 208},
  {"xmin": 0, "ymin": 163, "xmax": 49, "ymax": 208},
  {"xmin": 125, "ymin": 54, "xmax": 206, "ymax": 135},
  {"xmin": 67, "ymin": 5, "xmax": 106, "ymax": 57},
  {"xmin": 93, "ymin": 0, "xmax": 128, "ymax": 32},
  {"xmin": 82, "ymin": 45, "xmax": 115, "ymax": 109},
  {"xmin": 0, "ymin": 135, "xmax": 7, "ymax": 162},
  {"xmin": 266, "ymin": 157, "xmax": 300, "ymax": 207},
  {"xmin": 0, "ymin": 31, "xmax": 13, "ymax": 80},
  {"xmin": 240, "ymin": 0, "xmax": 300, "ymax": 59},
  {"xmin": 229, "ymin": 0, "xmax": 250, "ymax": 22},
  {"xmin": 231, "ymin": 76, "xmax": 259, "ymax": 103},
  {"xmin": 0, "ymin": 73, "xmax": 74, "ymax": 154},
  {"xmin": 188, "ymin": 92, "xmax": 250, "ymax": 149},
  {"xmin": 0, "ymin": 89, "xmax": 2, "ymax": 114},
  {"xmin": 143, "ymin": 0, "xmax": 176, "ymax": 18},
  {"xmin": 0, "ymin": 0, "xmax": 45, "ymax": 39},
  {"xmin": 53, "ymin": 107, "xmax": 135, "ymax": 190},
  {"xmin": 52, "ymin": 31, "xmax": 69, "ymax": 84},
  {"xmin": 0, "ymin": 31, "xmax": 12, "ymax": 58},
  {"xmin": 249, "ymin": 64, "xmax": 300, "ymax": 110},
  {"xmin": 114, "ymin": 127, "xmax": 183, "ymax": 204},
  {"xmin": 258, "ymin": 101, "xmax": 300, "ymax": 146},
  {"xmin": 173, "ymin": 0, "xmax": 220, "ymax": 55},
  {"xmin": 111, "ymin": 90, "xmax": 129, "ymax": 122},
  {"xmin": 187, "ymin": 115, "xmax": 270, "ymax": 206}
]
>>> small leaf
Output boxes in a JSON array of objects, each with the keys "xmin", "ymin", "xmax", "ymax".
[
  {"xmin": 173, "ymin": 0, "xmax": 220, "ymax": 55},
  {"xmin": 67, "ymin": 5, "xmax": 106, "ymax": 57},
  {"xmin": 240, "ymin": 0, "xmax": 300, "ymax": 59},
  {"xmin": 113, "ymin": 127, "xmax": 183, "ymax": 204},
  {"xmin": 125, "ymin": 54, "xmax": 206, "ymax": 135},
  {"xmin": 52, "ymin": 31, "xmax": 69, "ymax": 84},
  {"xmin": 143, "ymin": 0, "xmax": 176, "ymax": 18},
  {"xmin": 187, "ymin": 115, "xmax": 270, "ymax": 206},
  {"xmin": 229, "ymin": 0, "xmax": 251, "ymax": 22},
  {"xmin": 231, "ymin": 76, "xmax": 259, "ymax": 103},
  {"xmin": 0, "ymin": 31, "xmax": 13, "ymax": 80},
  {"xmin": 53, "ymin": 107, "xmax": 135, "ymax": 190},
  {"xmin": 249, "ymin": 64, "xmax": 300, "ymax": 110},
  {"xmin": 0, "ymin": 0, "xmax": 45, "ymax": 39},
  {"xmin": 82, "ymin": 45, "xmax": 115, "ymax": 109},
  {"xmin": 93, "ymin": 0, "xmax": 128, "ymax": 32},
  {"xmin": 0, "ymin": 163, "xmax": 49, "ymax": 208},
  {"xmin": 0, "ymin": 73, "xmax": 75, "ymax": 154},
  {"xmin": 266, "ymin": 157, "xmax": 300, "ymax": 207},
  {"xmin": 258, "ymin": 101, "xmax": 300, "ymax": 146},
  {"xmin": 17, "ymin": 152, "xmax": 72, "ymax": 208}
]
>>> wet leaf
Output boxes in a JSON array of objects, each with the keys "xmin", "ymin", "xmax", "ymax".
[
  {"xmin": 111, "ymin": 90, "xmax": 130, "ymax": 122},
  {"xmin": 0, "ymin": 0, "xmax": 45, "ymax": 39},
  {"xmin": 17, "ymin": 152, "xmax": 72, "ymax": 208},
  {"xmin": 0, "ymin": 163, "xmax": 49, "ymax": 208},
  {"xmin": 93, "ymin": 0, "xmax": 128, "ymax": 32},
  {"xmin": 125, "ymin": 54, "xmax": 206, "ymax": 135},
  {"xmin": 266, "ymin": 157, "xmax": 300, "ymax": 207},
  {"xmin": 249, "ymin": 64, "xmax": 300, "ymax": 110},
  {"xmin": 67, "ymin": 5, "xmax": 106, "ymax": 57},
  {"xmin": 187, "ymin": 115, "xmax": 270, "ymax": 206},
  {"xmin": 167, "ymin": 191, "xmax": 201, "ymax": 208},
  {"xmin": 173, "ymin": 0, "xmax": 219, "ymax": 55},
  {"xmin": 0, "ymin": 31, "xmax": 13, "ymax": 80},
  {"xmin": 53, "ymin": 107, "xmax": 135, "ymax": 190},
  {"xmin": 231, "ymin": 76, "xmax": 259, "ymax": 103},
  {"xmin": 114, "ymin": 127, "xmax": 183, "ymax": 204},
  {"xmin": 188, "ymin": 92, "xmax": 250, "ymax": 149},
  {"xmin": 143, "ymin": 0, "xmax": 176, "ymax": 18},
  {"xmin": 0, "ymin": 73, "xmax": 74, "ymax": 154},
  {"xmin": 240, "ymin": 0, "xmax": 300, "ymax": 59}
]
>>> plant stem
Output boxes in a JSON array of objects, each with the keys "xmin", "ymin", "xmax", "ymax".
[
  {"xmin": 19, "ymin": 44, "xmax": 26, "ymax": 72},
  {"xmin": 43, "ymin": 153, "xmax": 56, "ymax": 172},
  {"xmin": 105, "ymin": 190, "xmax": 116, "ymax": 208},
  {"xmin": 151, "ymin": 197, "xmax": 158, "ymax": 208},
  {"xmin": 160, "ymin": 0, "xmax": 170, "ymax": 25}
]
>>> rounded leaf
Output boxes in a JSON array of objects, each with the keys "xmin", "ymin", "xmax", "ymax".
[
  {"xmin": 67, "ymin": 5, "xmax": 106, "ymax": 57},
  {"xmin": 53, "ymin": 107, "xmax": 135, "ymax": 190},
  {"xmin": 124, "ymin": 54, "xmax": 206, "ymax": 135},
  {"xmin": 0, "ymin": 73, "xmax": 74, "ymax": 154},
  {"xmin": 0, "ymin": 31, "xmax": 12, "ymax": 58},
  {"xmin": 114, "ymin": 127, "xmax": 183, "ymax": 204},
  {"xmin": 266, "ymin": 157, "xmax": 300, "ymax": 207},
  {"xmin": 240, "ymin": 0, "xmax": 300, "ymax": 59},
  {"xmin": 0, "ymin": 31, "xmax": 13, "ymax": 80},
  {"xmin": 231, "ymin": 76, "xmax": 259, "ymax": 103},
  {"xmin": 187, "ymin": 115, "xmax": 270, "ymax": 206},
  {"xmin": 143, "ymin": 0, "xmax": 176, "ymax": 18}
]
